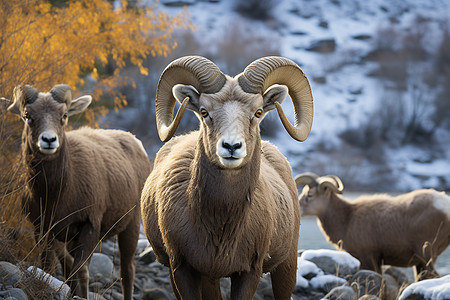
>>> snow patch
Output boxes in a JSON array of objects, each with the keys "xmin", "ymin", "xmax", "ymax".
[
  {"xmin": 309, "ymin": 274, "xmax": 346, "ymax": 289},
  {"xmin": 301, "ymin": 249, "xmax": 361, "ymax": 269},
  {"xmin": 398, "ymin": 274, "xmax": 450, "ymax": 300}
]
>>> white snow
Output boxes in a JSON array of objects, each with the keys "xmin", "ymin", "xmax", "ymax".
[
  {"xmin": 309, "ymin": 274, "xmax": 346, "ymax": 289},
  {"xmin": 296, "ymin": 273, "xmax": 309, "ymax": 289},
  {"xmin": 297, "ymin": 257, "xmax": 323, "ymax": 278},
  {"xmin": 27, "ymin": 266, "xmax": 70, "ymax": 300},
  {"xmin": 398, "ymin": 274, "xmax": 450, "ymax": 300},
  {"xmin": 301, "ymin": 249, "xmax": 361, "ymax": 269}
]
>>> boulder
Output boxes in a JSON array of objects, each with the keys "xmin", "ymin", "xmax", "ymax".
[
  {"xmin": 0, "ymin": 288, "xmax": 28, "ymax": 300},
  {"xmin": 324, "ymin": 285, "xmax": 355, "ymax": 300},
  {"xmin": 0, "ymin": 261, "xmax": 23, "ymax": 286},
  {"xmin": 301, "ymin": 249, "xmax": 360, "ymax": 277},
  {"xmin": 88, "ymin": 253, "xmax": 117, "ymax": 282},
  {"xmin": 349, "ymin": 270, "xmax": 383, "ymax": 298},
  {"xmin": 306, "ymin": 38, "xmax": 336, "ymax": 53},
  {"xmin": 398, "ymin": 274, "xmax": 450, "ymax": 300}
]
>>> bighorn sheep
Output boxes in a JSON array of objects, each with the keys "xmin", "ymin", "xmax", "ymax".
[
  {"xmin": 295, "ymin": 172, "xmax": 450, "ymax": 280},
  {"xmin": 4, "ymin": 85, "xmax": 151, "ymax": 299},
  {"xmin": 141, "ymin": 55, "xmax": 313, "ymax": 299}
]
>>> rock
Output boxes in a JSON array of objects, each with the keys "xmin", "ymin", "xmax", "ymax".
[
  {"xmin": 324, "ymin": 285, "xmax": 355, "ymax": 300},
  {"xmin": 352, "ymin": 34, "xmax": 372, "ymax": 40},
  {"xmin": 306, "ymin": 38, "xmax": 336, "ymax": 53},
  {"xmin": 382, "ymin": 273, "xmax": 401, "ymax": 300},
  {"xmin": 89, "ymin": 253, "xmax": 116, "ymax": 281},
  {"xmin": 88, "ymin": 291, "xmax": 108, "ymax": 300},
  {"xmin": 383, "ymin": 266, "xmax": 411, "ymax": 287},
  {"xmin": 161, "ymin": 0, "xmax": 196, "ymax": 6},
  {"xmin": 139, "ymin": 246, "xmax": 157, "ymax": 264},
  {"xmin": 0, "ymin": 261, "xmax": 23, "ymax": 286},
  {"xmin": 137, "ymin": 239, "xmax": 150, "ymax": 250},
  {"xmin": 358, "ymin": 295, "xmax": 380, "ymax": 300},
  {"xmin": 349, "ymin": 270, "xmax": 383, "ymax": 298},
  {"xmin": 301, "ymin": 249, "xmax": 360, "ymax": 277},
  {"xmin": 0, "ymin": 288, "xmax": 28, "ymax": 300},
  {"xmin": 298, "ymin": 257, "xmax": 323, "ymax": 280},
  {"xmin": 143, "ymin": 287, "xmax": 173, "ymax": 300},
  {"xmin": 398, "ymin": 275, "xmax": 450, "ymax": 300},
  {"xmin": 27, "ymin": 266, "xmax": 70, "ymax": 300},
  {"xmin": 310, "ymin": 274, "xmax": 347, "ymax": 293}
]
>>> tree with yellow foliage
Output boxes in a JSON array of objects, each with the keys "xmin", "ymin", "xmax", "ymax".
[{"xmin": 0, "ymin": 0, "xmax": 189, "ymax": 265}]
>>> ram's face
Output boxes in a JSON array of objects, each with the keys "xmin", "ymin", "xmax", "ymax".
[
  {"xmin": 197, "ymin": 82, "xmax": 265, "ymax": 169},
  {"xmin": 299, "ymin": 185, "xmax": 327, "ymax": 216},
  {"xmin": 22, "ymin": 95, "xmax": 69, "ymax": 156}
]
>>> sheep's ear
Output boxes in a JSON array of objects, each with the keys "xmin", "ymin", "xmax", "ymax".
[
  {"xmin": 172, "ymin": 84, "xmax": 200, "ymax": 113},
  {"xmin": 262, "ymin": 84, "xmax": 288, "ymax": 111},
  {"xmin": 68, "ymin": 95, "xmax": 92, "ymax": 116}
]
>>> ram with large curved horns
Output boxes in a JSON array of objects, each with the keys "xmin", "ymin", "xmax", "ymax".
[{"xmin": 141, "ymin": 56, "xmax": 314, "ymax": 299}]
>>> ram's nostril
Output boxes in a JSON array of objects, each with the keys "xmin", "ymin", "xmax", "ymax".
[
  {"xmin": 42, "ymin": 135, "xmax": 57, "ymax": 143},
  {"xmin": 222, "ymin": 141, "xmax": 242, "ymax": 154}
]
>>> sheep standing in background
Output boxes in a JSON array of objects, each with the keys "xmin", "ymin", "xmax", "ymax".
[
  {"xmin": 141, "ymin": 56, "xmax": 314, "ymax": 299},
  {"xmin": 295, "ymin": 172, "xmax": 450, "ymax": 281},
  {"xmin": 4, "ymin": 85, "xmax": 151, "ymax": 299}
]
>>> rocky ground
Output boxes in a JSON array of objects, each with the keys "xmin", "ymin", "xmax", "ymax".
[{"xmin": 0, "ymin": 228, "xmax": 447, "ymax": 300}]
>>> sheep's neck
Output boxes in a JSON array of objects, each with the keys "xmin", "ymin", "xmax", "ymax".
[
  {"xmin": 22, "ymin": 132, "xmax": 72, "ymax": 227},
  {"xmin": 188, "ymin": 136, "xmax": 261, "ymax": 241},
  {"xmin": 317, "ymin": 193, "xmax": 352, "ymax": 246}
]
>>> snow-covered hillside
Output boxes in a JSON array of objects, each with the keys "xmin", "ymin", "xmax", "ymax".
[{"xmin": 131, "ymin": 0, "xmax": 450, "ymax": 192}]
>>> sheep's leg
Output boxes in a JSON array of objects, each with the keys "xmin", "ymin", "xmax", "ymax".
[
  {"xmin": 171, "ymin": 260, "xmax": 202, "ymax": 299},
  {"xmin": 117, "ymin": 219, "xmax": 139, "ymax": 300},
  {"xmin": 40, "ymin": 246, "xmax": 58, "ymax": 275},
  {"xmin": 359, "ymin": 256, "xmax": 382, "ymax": 274},
  {"xmin": 271, "ymin": 255, "xmax": 297, "ymax": 299},
  {"xmin": 55, "ymin": 242, "xmax": 74, "ymax": 280},
  {"xmin": 69, "ymin": 221, "xmax": 98, "ymax": 298},
  {"xmin": 201, "ymin": 277, "xmax": 222, "ymax": 300},
  {"xmin": 230, "ymin": 267, "xmax": 261, "ymax": 300},
  {"xmin": 169, "ymin": 269, "xmax": 182, "ymax": 300}
]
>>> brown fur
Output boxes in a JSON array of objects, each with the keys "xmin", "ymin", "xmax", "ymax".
[
  {"xmin": 13, "ymin": 92, "xmax": 151, "ymax": 299},
  {"xmin": 141, "ymin": 79, "xmax": 300, "ymax": 299},
  {"xmin": 299, "ymin": 181, "xmax": 450, "ymax": 281}
]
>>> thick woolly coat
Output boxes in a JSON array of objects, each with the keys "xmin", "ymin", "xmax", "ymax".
[{"xmin": 141, "ymin": 130, "xmax": 300, "ymax": 280}]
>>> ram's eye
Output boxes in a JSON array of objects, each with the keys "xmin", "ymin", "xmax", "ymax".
[
  {"xmin": 200, "ymin": 108, "xmax": 209, "ymax": 118},
  {"xmin": 254, "ymin": 108, "xmax": 263, "ymax": 118},
  {"xmin": 24, "ymin": 112, "xmax": 32, "ymax": 124},
  {"xmin": 61, "ymin": 112, "xmax": 68, "ymax": 124}
]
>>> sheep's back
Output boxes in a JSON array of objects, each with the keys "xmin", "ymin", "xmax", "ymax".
[
  {"xmin": 346, "ymin": 189, "xmax": 450, "ymax": 266},
  {"xmin": 67, "ymin": 127, "xmax": 151, "ymax": 238}
]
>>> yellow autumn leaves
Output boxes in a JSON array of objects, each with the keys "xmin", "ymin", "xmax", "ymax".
[{"xmin": 0, "ymin": 0, "xmax": 188, "ymax": 121}]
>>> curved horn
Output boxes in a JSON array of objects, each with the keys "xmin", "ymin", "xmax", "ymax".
[
  {"xmin": 50, "ymin": 84, "xmax": 73, "ymax": 107},
  {"xmin": 326, "ymin": 175, "xmax": 344, "ymax": 193},
  {"xmin": 238, "ymin": 56, "xmax": 313, "ymax": 141},
  {"xmin": 294, "ymin": 172, "xmax": 319, "ymax": 187},
  {"xmin": 156, "ymin": 56, "xmax": 227, "ymax": 142},
  {"xmin": 318, "ymin": 175, "xmax": 343, "ymax": 194}
]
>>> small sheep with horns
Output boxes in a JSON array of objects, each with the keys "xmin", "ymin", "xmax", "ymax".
[
  {"xmin": 3, "ymin": 84, "xmax": 151, "ymax": 299},
  {"xmin": 295, "ymin": 172, "xmax": 450, "ymax": 281}
]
